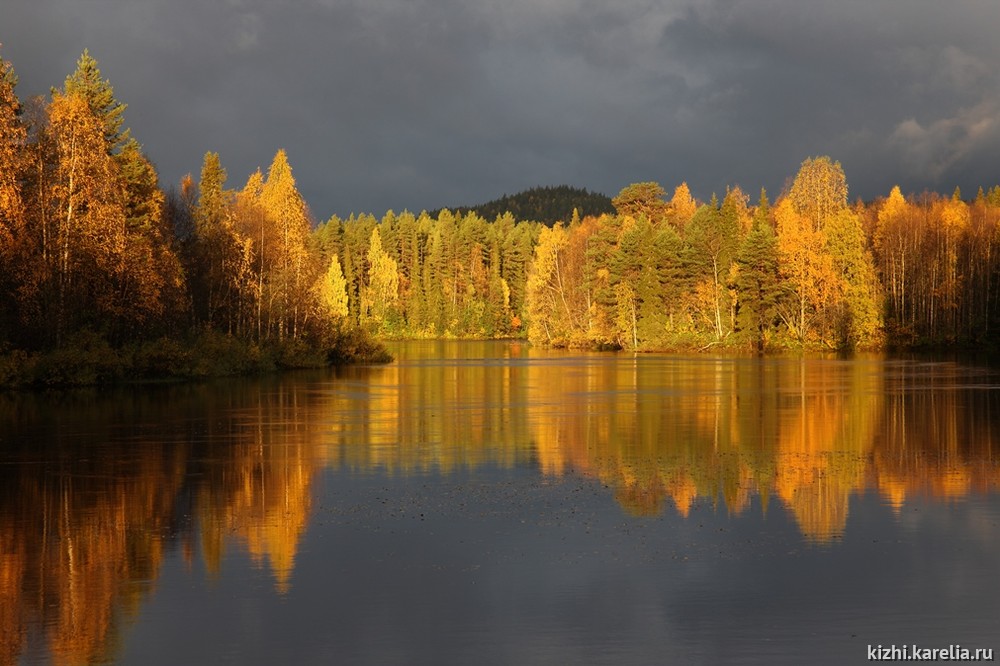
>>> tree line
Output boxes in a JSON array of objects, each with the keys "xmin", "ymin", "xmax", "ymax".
[
  {"xmin": 524, "ymin": 165, "xmax": 1000, "ymax": 351},
  {"xmin": 316, "ymin": 155, "xmax": 1000, "ymax": 352},
  {"xmin": 3, "ymin": 48, "xmax": 1000, "ymax": 380},
  {"xmin": 320, "ymin": 158, "xmax": 1000, "ymax": 351},
  {"xmin": 0, "ymin": 50, "xmax": 387, "ymax": 386}
]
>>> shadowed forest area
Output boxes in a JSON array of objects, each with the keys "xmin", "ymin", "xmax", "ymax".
[
  {"xmin": 3, "ymin": 50, "xmax": 1000, "ymax": 386},
  {"xmin": 429, "ymin": 185, "xmax": 615, "ymax": 226}
]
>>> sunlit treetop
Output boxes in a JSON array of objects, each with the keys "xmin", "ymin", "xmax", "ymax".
[
  {"xmin": 612, "ymin": 181, "xmax": 668, "ymax": 223},
  {"xmin": 0, "ymin": 46, "xmax": 18, "ymax": 92},
  {"xmin": 668, "ymin": 182, "xmax": 697, "ymax": 227},
  {"xmin": 788, "ymin": 156, "xmax": 848, "ymax": 230},
  {"xmin": 62, "ymin": 49, "xmax": 130, "ymax": 153},
  {"xmin": 0, "ymin": 47, "xmax": 26, "ymax": 248}
]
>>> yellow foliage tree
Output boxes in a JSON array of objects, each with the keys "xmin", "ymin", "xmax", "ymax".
[
  {"xmin": 775, "ymin": 198, "xmax": 837, "ymax": 343},
  {"xmin": 668, "ymin": 182, "xmax": 697, "ymax": 228},
  {"xmin": 933, "ymin": 194, "xmax": 969, "ymax": 337},
  {"xmin": 361, "ymin": 227, "xmax": 400, "ymax": 332},
  {"xmin": 260, "ymin": 150, "xmax": 311, "ymax": 339},
  {"xmin": 47, "ymin": 91, "xmax": 127, "ymax": 343},
  {"xmin": 525, "ymin": 224, "xmax": 570, "ymax": 345},
  {"xmin": 874, "ymin": 185, "xmax": 911, "ymax": 324},
  {"xmin": 824, "ymin": 209, "xmax": 883, "ymax": 347},
  {"xmin": 0, "ymin": 53, "xmax": 24, "ymax": 253},
  {"xmin": 315, "ymin": 254, "xmax": 349, "ymax": 320},
  {"xmin": 788, "ymin": 156, "xmax": 848, "ymax": 230}
]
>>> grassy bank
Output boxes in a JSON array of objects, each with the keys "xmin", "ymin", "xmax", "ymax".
[{"xmin": 0, "ymin": 328, "xmax": 392, "ymax": 390}]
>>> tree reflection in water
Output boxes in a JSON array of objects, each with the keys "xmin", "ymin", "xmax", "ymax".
[{"xmin": 1, "ymin": 346, "xmax": 998, "ymax": 663}]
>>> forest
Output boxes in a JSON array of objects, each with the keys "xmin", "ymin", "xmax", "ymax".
[
  {"xmin": 0, "ymin": 51, "xmax": 389, "ymax": 387},
  {"xmin": 303, "ymin": 155, "xmax": 1000, "ymax": 353},
  {"xmin": 430, "ymin": 185, "xmax": 615, "ymax": 226},
  {"xmin": 3, "ymin": 49, "xmax": 1000, "ymax": 386}
]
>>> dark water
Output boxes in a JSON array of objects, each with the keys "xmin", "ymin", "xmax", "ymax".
[{"xmin": 1, "ymin": 341, "xmax": 999, "ymax": 664}]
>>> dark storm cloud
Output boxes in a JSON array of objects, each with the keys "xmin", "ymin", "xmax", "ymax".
[{"xmin": 4, "ymin": 0, "xmax": 1000, "ymax": 217}]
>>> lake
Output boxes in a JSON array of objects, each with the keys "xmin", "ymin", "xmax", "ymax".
[{"xmin": 1, "ymin": 341, "xmax": 998, "ymax": 665}]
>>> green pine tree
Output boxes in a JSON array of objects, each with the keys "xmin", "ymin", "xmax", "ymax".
[
  {"xmin": 734, "ymin": 217, "xmax": 783, "ymax": 352},
  {"xmin": 62, "ymin": 50, "xmax": 129, "ymax": 153}
]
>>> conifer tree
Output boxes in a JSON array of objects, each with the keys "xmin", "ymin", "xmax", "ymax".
[
  {"xmin": 62, "ymin": 50, "xmax": 130, "ymax": 153},
  {"xmin": 687, "ymin": 193, "xmax": 741, "ymax": 339},
  {"xmin": 612, "ymin": 182, "xmax": 668, "ymax": 223},
  {"xmin": 56, "ymin": 50, "xmax": 183, "ymax": 340},
  {"xmin": 583, "ymin": 214, "xmax": 620, "ymax": 344},
  {"xmin": 191, "ymin": 152, "xmax": 230, "ymax": 326},
  {"xmin": 501, "ymin": 216, "xmax": 536, "ymax": 329},
  {"xmin": 734, "ymin": 208, "xmax": 782, "ymax": 352}
]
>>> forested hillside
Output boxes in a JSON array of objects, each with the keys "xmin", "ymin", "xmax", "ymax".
[{"xmin": 433, "ymin": 185, "xmax": 614, "ymax": 226}]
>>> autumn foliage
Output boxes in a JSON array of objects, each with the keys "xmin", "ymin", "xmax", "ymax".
[
  {"xmin": 3, "ymin": 49, "xmax": 1000, "ymax": 385},
  {"xmin": 0, "ymin": 50, "xmax": 389, "ymax": 385}
]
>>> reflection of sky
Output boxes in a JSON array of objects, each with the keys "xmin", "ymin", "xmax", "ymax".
[{"xmin": 121, "ymin": 468, "xmax": 1000, "ymax": 665}]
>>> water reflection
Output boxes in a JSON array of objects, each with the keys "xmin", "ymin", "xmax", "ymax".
[
  {"xmin": 0, "ymin": 345, "xmax": 999, "ymax": 663},
  {"xmin": 0, "ymin": 379, "xmax": 325, "ymax": 665}
]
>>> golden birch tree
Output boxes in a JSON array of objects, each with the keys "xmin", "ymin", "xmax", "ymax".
[
  {"xmin": 788, "ymin": 156, "xmax": 848, "ymax": 230},
  {"xmin": 0, "ymin": 52, "xmax": 24, "ymax": 253},
  {"xmin": 525, "ymin": 223, "xmax": 570, "ymax": 345},
  {"xmin": 774, "ymin": 198, "xmax": 837, "ymax": 343},
  {"xmin": 260, "ymin": 150, "xmax": 311, "ymax": 339},
  {"xmin": 0, "ymin": 51, "xmax": 26, "ymax": 340},
  {"xmin": 874, "ymin": 185, "xmax": 911, "ymax": 328},
  {"xmin": 361, "ymin": 227, "xmax": 400, "ymax": 333},
  {"xmin": 668, "ymin": 182, "xmax": 697, "ymax": 228},
  {"xmin": 315, "ymin": 254, "xmax": 349, "ymax": 320},
  {"xmin": 46, "ymin": 91, "xmax": 127, "ymax": 344}
]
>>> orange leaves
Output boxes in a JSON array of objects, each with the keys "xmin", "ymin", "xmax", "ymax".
[
  {"xmin": 774, "ymin": 198, "xmax": 837, "ymax": 341},
  {"xmin": 0, "ymin": 55, "xmax": 25, "ymax": 250},
  {"xmin": 937, "ymin": 194, "xmax": 970, "ymax": 233},
  {"xmin": 878, "ymin": 185, "xmax": 908, "ymax": 229},
  {"xmin": 668, "ymin": 182, "xmax": 697, "ymax": 227}
]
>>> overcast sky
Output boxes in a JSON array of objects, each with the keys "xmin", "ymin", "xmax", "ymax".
[{"xmin": 5, "ymin": 0, "xmax": 1000, "ymax": 220}]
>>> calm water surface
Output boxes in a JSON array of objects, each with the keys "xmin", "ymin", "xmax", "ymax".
[{"xmin": 1, "ymin": 341, "xmax": 999, "ymax": 664}]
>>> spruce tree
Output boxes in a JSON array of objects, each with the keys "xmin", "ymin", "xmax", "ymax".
[
  {"xmin": 62, "ymin": 50, "xmax": 129, "ymax": 153},
  {"xmin": 734, "ymin": 217, "xmax": 783, "ymax": 352}
]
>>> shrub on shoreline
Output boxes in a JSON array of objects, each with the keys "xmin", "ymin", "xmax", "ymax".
[{"xmin": 0, "ymin": 327, "xmax": 393, "ymax": 390}]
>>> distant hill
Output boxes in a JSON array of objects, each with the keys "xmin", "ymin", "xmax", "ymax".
[{"xmin": 433, "ymin": 185, "xmax": 614, "ymax": 226}]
